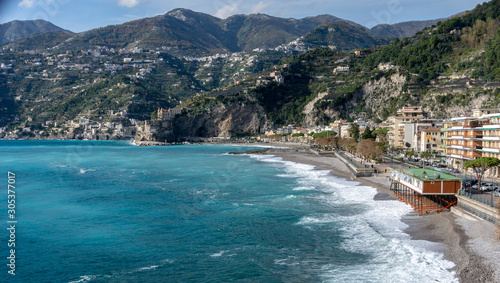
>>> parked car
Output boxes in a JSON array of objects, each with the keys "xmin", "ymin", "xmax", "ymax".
[
  {"xmin": 494, "ymin": 189, "xmax": 500, "ymax": 197},
  {"xmin": 480, "ymin": 183, "xmax": 498, "ymax": 192},
  {"xmin": 462, "ymin": 179, "xmax": 476, "ymax": 187},
  {"xmin": 471, "ymin": 182, "xmax": 487, "ymax": 190}
]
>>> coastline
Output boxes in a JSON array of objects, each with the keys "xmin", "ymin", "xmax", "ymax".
[{"xmin": 257, "ymin": 148, "xmax": 500, "ymax": 283}]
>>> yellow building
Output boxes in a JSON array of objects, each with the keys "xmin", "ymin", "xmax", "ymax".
[{"xmin": 420, "ymin": 127, "xmax": 445, "ymax": 154}]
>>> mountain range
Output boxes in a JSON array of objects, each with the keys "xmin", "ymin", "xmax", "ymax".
[
  {"xmin": 0, "ymin": 19, "xmax": 72, "ymax": 45},
  {"xmin": 2, "ymin": 9, "xmax": 445, "ymax": 54},
  {"xmin": 1, "ymin": 1, "xmax": 498, "ymax": 140}
]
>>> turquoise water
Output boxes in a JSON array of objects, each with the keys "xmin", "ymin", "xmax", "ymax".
[{"xmin": 0, "ymin": 140, "xmax": 456, "ymax": 282}]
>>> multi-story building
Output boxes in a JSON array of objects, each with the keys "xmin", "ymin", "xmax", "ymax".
[
  {"xmin": 404, "ymin": 120, "xmax": 442, "ymax": 151},
  {"xmin": 157, "ymin": 108, "xmax": 184, "ymax": 120},
  {"xmin": 387, "ymin": 106, "xmax": 427, "ymax": 148},
  {"xmin": 420, "ymin": 127, "xmax": 445, "ymax": 154},
  {"xmin": 479, "ymin": 114, "xmax": 500, "ymax": 177},
  {"xmin": 340, "ymin": 123, "xmax": 352, "ymax": 139},
  {"xmin": 443, "ymin": 110, "xmax": 500, "ymax": 177},
  {"xmin": 443, "ymin": 116, "xmax": 485, "ymax": 163}
]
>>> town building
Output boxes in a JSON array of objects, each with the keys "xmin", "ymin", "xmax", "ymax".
[
  {"xmin": 157, "ymin": 108, "xmax": 184, "ymax": 120},
  {"xmin": 443, "ymin": 109, "xmax": 500, "ymax": 177},
  {"xmin": 387, "ymin": 106, "xmax": 427, "ymax": 148},
  {"xmin": 420, "ymin": 127, "xmax": 445, "ymax": 154}
]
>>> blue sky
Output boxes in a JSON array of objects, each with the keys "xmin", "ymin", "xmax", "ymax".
[{"xmin": 0, "ymin": 0, "xmax": 489, "ymax": 32}]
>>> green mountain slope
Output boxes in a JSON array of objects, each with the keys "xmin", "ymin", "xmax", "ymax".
[
  {"xmin": 1, "ymin": 1, "xmax": 499, "ymax": 139},
  {"xmin": 300, "ymin": 21, "xmax": 390, "ymax": 50},
  {"xmin": 3, "ymin": 9, "xmax": 387, "ymax": 56},
  {"xmin": 370, "ymin": 19, "xmax": 444, "ymax": 38},
  {"xmin": 182, "ymin": 0, "xmax": 500, "ymax": 128}
]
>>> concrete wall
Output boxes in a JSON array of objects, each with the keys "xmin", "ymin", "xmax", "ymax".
[
  {"xmin": 334, "ymin": 151, "xmax": 375, "ymax": 177},
  {"xmin": 456, "ymin": 195, "xmax": 500, "ymax": 224}
]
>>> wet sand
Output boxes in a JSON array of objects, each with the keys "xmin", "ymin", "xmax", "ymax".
[{"xmin": 260, "ymin": 149, "xmax": 500, "ymax": 283}]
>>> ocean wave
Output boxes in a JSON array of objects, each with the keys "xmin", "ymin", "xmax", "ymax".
[
  {"xmin": 293, "ymin": 186, "xmax": 316, "ymax": 191},
  {"xmin": 296, "ymin": 214, "xmax": 338, "ymax": 225},
  {"xmin": 135, "ymin": 265, "xmax": 159, "ymax": 272},
  {"xmin": 68, "ymin": 275, "xmax": 104, "ymax": 283},
  {"xmin": 209, "ymin": 250, "xmax": 235, "ymax": 257},
  {"xmin": 68, "ymin": 259, "xmax": 175, "ymax": 282},
  {"xmin": 210, "ymin": 250, "xmax": 228, "ymax": 257},
  {"xmin": 79, "ymin": 168, "xmax": 96, "ymax": 174},
  {"xmin": 242, "ymin": 151, "xmax": 457, "ymax": 282}
]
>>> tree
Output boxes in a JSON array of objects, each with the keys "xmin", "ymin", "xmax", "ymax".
[
  {"xmin": 357, "ymin": 139, "xmax": 382, "ymax": 161},
  {"xmin": 372, "ymin": 128, "xmax": 389, "ymax": 143},
  {"xmin": 312, "ymin": 131, "xmax": 337, "ymax": 139},
  {"xmin": 313, "ymin": 131, "xmax": 337, "ymax": 149},
  {"xmin": 465, "ymin": 157, "xmax": 500, "ymax": 193},
  {"xmin": 420, "ymin": 151, "xmax": 432, "ymax": 161},
  {"xmin": 361, "ymin": 126, "xmax": 374, "ymax": 140},
  {"xmin": 349, "ymin": 123, "xmax": 360, "ymax": 141},
  {"xmin": 338, "ymin": 138, "xmax": 357, "ymax": 153},
  {"xmin": 405, "ymin": 150, "xmax": 415, "ymax": 158},
  {"xmin": 420, "ymin": 151, "xmax": 433, "ymax": 175}
]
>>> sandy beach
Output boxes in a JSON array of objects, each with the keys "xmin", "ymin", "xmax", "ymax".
[{"xmin": 259, "ymin": 148, "xmax": 500, "ymax": 283}]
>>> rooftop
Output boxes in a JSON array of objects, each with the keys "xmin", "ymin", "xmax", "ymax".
[{"xmin": 401, "ymin": 168, "xmax": 461, "ymax": 181}]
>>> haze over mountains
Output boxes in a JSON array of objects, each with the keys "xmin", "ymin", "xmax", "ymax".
[
  {"xmin": 0, "ymin": 19, "xmax": 72, "ymax": 45},
  {"xmin": 1, "ymin": 8, "xmax": 444, "ymax": 54}
]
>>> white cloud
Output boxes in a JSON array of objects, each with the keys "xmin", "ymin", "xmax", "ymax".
[
  {"xmin": 118, "ymin": 0, "xmax": 139, "ymax": 8},
  {"xmin": 250, "ymin": 1, "xmax": 270, "ymax": 14},
  {"xmin": 18, "ymin": 0, "xmax": 35, "ymax": 8},
  {"xmin": 214, "ymin": 4, "xmax": 240, "ymax": 19}
]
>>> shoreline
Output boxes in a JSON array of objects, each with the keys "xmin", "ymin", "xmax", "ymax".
[{"xmin": 257, "ymin": 148, "xmax": 500, "ymax": 283}]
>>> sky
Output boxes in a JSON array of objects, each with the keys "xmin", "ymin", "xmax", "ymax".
[{"xmin": 0, "ymin": 0, "xmax": 489, "ymax": 32}]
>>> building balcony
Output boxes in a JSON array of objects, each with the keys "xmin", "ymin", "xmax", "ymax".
[
  {"xmin": 482, "ymin": 148, "xmax": 500, "ymax": 154},
  {"xmin": 483, "ymin": 136, "xmax": 500, "ymax": 141}
]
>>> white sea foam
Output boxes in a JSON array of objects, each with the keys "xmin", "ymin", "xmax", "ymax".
[
  {"xmin": 296, "ymin": 214, "xmax": 338, "ymax": 225},
  {"xmin": 136, "ymin": 265, "xmax": 159, "ymax": 272},
  {"xmin": 70, "ymin": 259, "xmax": 174, "ymax": 282},
  {"xmin": 274, "ymin": 256, "xmax": 300, "ymax": 266},
  {"xmin": 68, "ymin": 275, "xmax": 100, "ymax": 283},
  {"xmin": 245, "ymin": 153, "xmax": 458, "ymax": 282},
  {"xmin": 293, "ymin": 186, "xmax": 316, "ymax": 191},
  {"xmin": 210, "ymin": 250, "xmax": 227, "ymax": 257},
  {"xmin": 79, "ymin": 168, "xmax": 96, "ymax": 174},
  {"xmin": 226, "ymin": 144, "xmax": 290, "ymax": 149},
  {"xmin": 210, "ymin": 250, "xmax": 235, "ymax": 257}
]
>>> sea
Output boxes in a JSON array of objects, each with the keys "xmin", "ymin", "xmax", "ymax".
[{"xmin": 0, "ymin": 140, "xmax": 457, "ymax": 283}]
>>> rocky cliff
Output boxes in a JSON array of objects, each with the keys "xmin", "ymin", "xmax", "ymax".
[{"xmin": 174, "ymin": 102, "xmax": 269, "ymax": 139}]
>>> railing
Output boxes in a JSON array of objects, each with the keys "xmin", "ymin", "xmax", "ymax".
[
  {"xmin": 336, "ymin": 151, "xmax": 361, "ymax": 169},
  {"xmin": 458, "ymin": 189, "xmax": 499, "ymax": 208}
]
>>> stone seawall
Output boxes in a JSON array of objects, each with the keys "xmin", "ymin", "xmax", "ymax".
[{"xmin": 456, "ymin": 195, "xmax": 500, "ymax": 224}]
